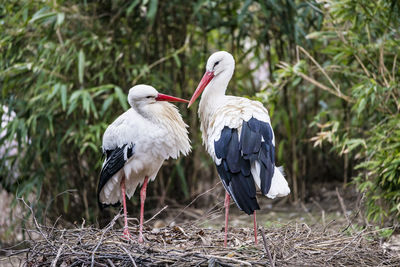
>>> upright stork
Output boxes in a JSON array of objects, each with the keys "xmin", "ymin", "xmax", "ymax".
[
  {"xmin": 188, "ymin": 51, "xmax": 290, "ymax": 246},
  {"xmin": 98, "ymin": 84, "xmax": 191, "ymax": 243}
]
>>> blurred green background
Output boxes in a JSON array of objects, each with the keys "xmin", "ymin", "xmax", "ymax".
[{"xmin": 1, "ymin": 0, "xmax": 399, "ymax": 232}]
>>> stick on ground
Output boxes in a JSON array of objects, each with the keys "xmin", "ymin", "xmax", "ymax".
[{"xmin": 261, "ymin": 227, "xmax": 275, "ymax": 267}]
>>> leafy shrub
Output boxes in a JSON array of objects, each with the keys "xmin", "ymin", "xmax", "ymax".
[
  {"xmin": 0, "ymin": 0, "xmax": 188, "ymax": 223},
  {"xmin": 271, "ymin": 0, "xmax": 400, "ymax": 222}
]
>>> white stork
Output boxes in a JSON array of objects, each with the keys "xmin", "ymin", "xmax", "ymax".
[
  {"xmin": 188, "ymin": 51, "xmax": 290, "ymax": 246},
  {"xmin": 98, "ymin": 84, "xmax": 191, "ymax": 242}
]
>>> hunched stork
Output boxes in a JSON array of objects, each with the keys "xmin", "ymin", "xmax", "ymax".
[
  {"xmin": 98, "ymin": 84, "xmax": 191, "ymax": 242},
  {"xmin": 188, "ymin": 51, "xmax": 290, "ymax": 246}
]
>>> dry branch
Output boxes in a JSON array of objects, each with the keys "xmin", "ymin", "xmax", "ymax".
[{"xmin": 260, "ymin": 227, "xmax": 275, "ymax": 267}]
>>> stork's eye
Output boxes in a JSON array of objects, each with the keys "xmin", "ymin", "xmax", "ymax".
[
  {"xmin": 146, "ymin": 96, "xmax": 153, "ymax": 99},
  {"xmin": 214, "ymin": 61, "xmax": 220, "ymax": 68}
]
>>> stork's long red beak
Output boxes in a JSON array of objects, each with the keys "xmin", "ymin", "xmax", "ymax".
[
  {"xmin": 155, "ymin": 93, "xmax": 189, "ymax": 103},
  {"xmin": 188, "ymin": 71, "xmax": 215, "ymax": 108}
]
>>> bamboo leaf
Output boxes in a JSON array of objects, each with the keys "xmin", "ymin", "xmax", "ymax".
[
  {"xmin": 238, "ymin": 0, "xmax": 252, "ymax": 24},
  {"xmin": 48, "ymin": 83, "xmax": 60, "ymax": 100},
  {"xmin": 60, "ymin": 84, "xmax": 67, "ymax": 111},
  {"xmin": 78, "ymin": 50, "xmax": 85, "ymax": 84},
  {"xmin": 56, "ymin": 12, "xmax": 65, "ymax": 26},
  {"xmin": 127, "ymin": 0, "xmax": 141, "ymax": 15},
  {"xmin": 173, "ymin": 53, "xmax": 181, "ymax": 68},
  {"xmin": 147, "ymin": 0, "xmax": 158, "ymax": 22},
  {"xmin": 114, "ymin": 86, "xmax": 128, "ymax": 110},
  {"xmin": 100, "ymin": 97, "xmax": 113, "ymax": 116},
  {"xmin": 29, "ymin": 9, "xmax": 57, "ymax": 24}
]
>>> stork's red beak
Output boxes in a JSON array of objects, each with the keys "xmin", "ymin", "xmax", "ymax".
[
  {"xmin": 155, "ymin": 93, "xmax": 189, "ymax": 103},
  {"xmin": 188, "ymin": 71, "xmax": 215, "ymax": 108}
]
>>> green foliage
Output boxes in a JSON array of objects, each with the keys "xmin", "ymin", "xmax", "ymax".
[
  {"xmin": 272, "ymin": 0, "xmax": 400, "ymax": 222},
  {"xmin": 0, "ymin": 0, "xmax": 195, "ymax": 222}
]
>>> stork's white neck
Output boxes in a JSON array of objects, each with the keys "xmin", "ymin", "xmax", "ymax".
[
  {"xmin": 135, "ymin": 102, "xmax": 172, "ymax": 126},
  {"xmin": 198, "ymin": 64, "xmax": 234, "ymax": 137},
  {"xmin": 199, "ymin": 64, "xmax": 234, "ymax": 114}
]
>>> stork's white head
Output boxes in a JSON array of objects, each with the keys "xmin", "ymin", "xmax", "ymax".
[
  {"xmin": 188, "ymin": 51, "xmax": 235, "ymax": 107},
  {"xmin": 205, "ymin": 51, "xmax": 235, "ymax": 76},
  {"xmin": 128, "ymin": 84, "xmax": 188, "ymax": 109}
]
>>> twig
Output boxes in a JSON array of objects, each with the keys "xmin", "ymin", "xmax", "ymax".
[
  {"xmin": 90, "ymin": 214, "xmax": 121, "ymax": 267},
  {"xmin": 44, "ymin": 189, "xmax": 77, "ymax": 221},
  {"xmin": 297, "ymin": 72, "xmax": 354, "ymax": 103},
  {"xmin": 323, "ymin": 220, "xmax": 336, "ymax": 233},
  {"xmin": 205, "ymin": 255, "xmax": 251, "ymax": 266},
  {"xmin": 49, "ymin": 215, "xmax": 62, "ymax": 237},
  {"xmin": 144, "ymin": 205, "xmax": 168, "ymax": 224},
  {"xmin": 391, "ymin": 54, "xmax": 398, "ymax": 82},
  {"xmin": 131, "ymin": 35, "xmax": 190, "ymax": 85},
  {"xmin": 379, "ymin": 44, "xmax": 390, "ymax": 87},
  {"xmin": 326, "ymin": 229, "xmax": 366, "ymax": 261},
  {"xmin": 260, "ymin": 227, "xmax": 275, "ymax": 267},
  {"xmin": 335, "ymin": 187, "xmax": 351, "ymax": 228},
  {"xmin": 297, "ymin": 46, "xmax": 340, "ymax": 94},
  {"xmin": 56, "ymin": 28, "xmax": 64, "ymax": 47},
  {"xmin": 169, "ymin": 182, "xmax": 221, "ymax": 224},
  {"xmin": 121, "ymin": 246, "xmax": 137, "ymax": 267},
  {"xmin": 18, "ymin": 198, "xmax": 54, "ymax": 248},
  {"xmin": 107, "ymin": 259, "xmax": 116, "ymax": 267},
  {"xmin": 302, "ymin": 223, "xmax": 312, "ymax": 239},
  {"xmin": 293, "ymin": 45, "xmax": 354, "ymax": 103},
  {"xmin": 301, "ymin": 202, "xmax": 318, "ymax": 225},
  {"xmin": 312, "ymin": 198, "xmax": 326, "ymax": 228},
  {"xmin": 51, "ymin": 244, "xmax": 65, "ymax": 267}
]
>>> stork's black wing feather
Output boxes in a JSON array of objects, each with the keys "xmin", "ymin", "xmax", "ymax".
[
  {"xmin": 214, "ymin": 117, "xmax": 275, "ymax": 215},
  {"xmin": 214, "ymin": 126, "xmax": 259, "ymax": 215},
  {"xmin": 97, "ymin": 143, "xmax": 135, "ymax": 209}
]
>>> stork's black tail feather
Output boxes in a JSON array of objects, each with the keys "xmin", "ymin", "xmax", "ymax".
[{"xmin": 97, "ymin": 143, "xmax": 135, "ymax": 209}]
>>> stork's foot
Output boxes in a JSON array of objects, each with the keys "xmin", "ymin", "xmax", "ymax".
[
  {"xmin": 138, "ymin": 234, "xmax": 144, "ymax": 243},
  {"xmin": 122, "ymin": 227, "xmax": 131, "ymax": 240}
]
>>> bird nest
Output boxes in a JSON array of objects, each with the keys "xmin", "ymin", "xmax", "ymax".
[{"xmin": 4, "ymin": 213, "xmax": 400, "ymax": 267}]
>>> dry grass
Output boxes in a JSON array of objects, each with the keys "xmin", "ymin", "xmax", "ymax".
[{"xmin": 2, "ymin": 212, "xmax": 399, "ymax": 267}]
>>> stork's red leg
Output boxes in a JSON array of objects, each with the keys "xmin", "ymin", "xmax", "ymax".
[
  {"xmin": 120, "ymin": 177, "xmax": 130, "ymax": 239},
  {"xmin": 224, "ymin": 191, "xmax": 230, "ymax": 247},
  {"xmin": 138, "ymin": 176, "xmax": 149, "ymax": 243},
  {"xmin": 253, "ymin": 211, "xmax": 258, "ymax": 245}
]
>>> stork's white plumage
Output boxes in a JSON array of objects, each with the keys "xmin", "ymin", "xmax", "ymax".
[
  {"xmin": 188, "ymin": 51, "xmax": 290, "ymax": 246},
  {"xmin": 98, "ymin": 84, "xmax": 191, "ymax": 242}
]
